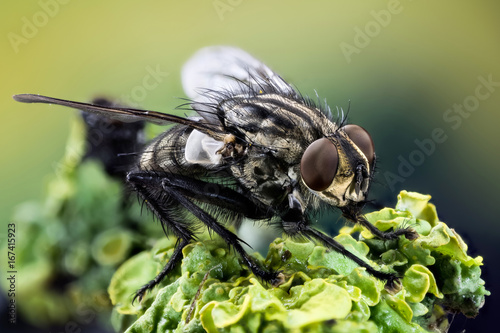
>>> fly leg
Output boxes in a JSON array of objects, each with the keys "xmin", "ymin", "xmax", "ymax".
[
  {"xmin": 132, "ymin": 238, "xmax": 189, "ymax": 303},
  {"xmin": 280, "ymin": 204, "xmax": 400, "ymax": 291},
  {"xmin": 356, "ymin": 214, "xmax": 418, "ymax": 240},
  {"xmin": 128, "ymin": 171, "xmax": 282, "ymax": 290},
  {"xmin": 303, "ymin": 226, "xmax": 400, "ymax": 290},
  {"xmin": 341, "ymin": 206, "xmax": 418, "ymax": 241},
  {"xmin": 150, "ymin": 172, "xmax": 273, "ymax": 220},
  {"xmin": 128, "ymin": 174, "xmax": 196, "ymax": 302},
  {"xmin": 159, "ymin": 175, "xmax": 282, "ymax": 283}
]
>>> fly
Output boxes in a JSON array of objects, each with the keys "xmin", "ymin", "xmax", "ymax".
[{"xmin": 13, "ymin": 46, "xmax": 417, "ymax": 302}]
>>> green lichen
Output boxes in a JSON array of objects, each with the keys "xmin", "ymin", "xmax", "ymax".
[
  {"xmin": 109, "ymin": 191, "xmax": 489, "ymax": 332},
  {"xmin": 0, "ymin": 120, "xmax": 156, "ymax": 328}
]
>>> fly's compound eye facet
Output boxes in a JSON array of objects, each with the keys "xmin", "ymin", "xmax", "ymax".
[
  {"xmin": 300, "ymin": 138, "xmax": 339, "ymax": 191},
  {"xmin": 343, "ymin": 124, "xmax": 375, "ymax": 165}
]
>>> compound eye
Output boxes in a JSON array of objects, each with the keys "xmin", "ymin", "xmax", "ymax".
[
  {"xmin": 300, "ymin": 138, "xmax": 338, "ymax": 191},
  {"xmin": 343, "ymin": 124, "xmax": 375, "ymax": 165}
]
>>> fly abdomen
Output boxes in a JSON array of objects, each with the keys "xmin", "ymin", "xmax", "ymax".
[{"xmin": 139, "ymin": 125, "xmax": 194, "ymax": 172}]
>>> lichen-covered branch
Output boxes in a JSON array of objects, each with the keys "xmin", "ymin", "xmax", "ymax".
[{"xmin": 109, "ymin": 191, "xmax": 489, "ymax": 333}]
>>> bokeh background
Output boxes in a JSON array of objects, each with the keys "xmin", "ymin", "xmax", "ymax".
[{"xmin": 1, "ymin": 0, "xmax": 499, "ymax": 332}]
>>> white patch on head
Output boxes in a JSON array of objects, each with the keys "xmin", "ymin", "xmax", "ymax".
[{"xmin": 185, "ymin": 130, "xmax": 224, "ymax": 165}]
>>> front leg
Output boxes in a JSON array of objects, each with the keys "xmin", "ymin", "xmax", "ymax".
[
  {"xmin": 303, "ymin": 226, "xmax": 399, "ymax": 290},
  {"xmin": 341, "ymin": 205, "xmax": 418, "ymax": 241},
  {"xmin": 280, "ymin": 195, "xmax": 400, "ymax": 290}
]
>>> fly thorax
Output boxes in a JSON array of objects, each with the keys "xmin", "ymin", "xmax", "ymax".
[
  {"xmin": 139, "ymin": 126, "xmax": 192, "ymax": 172},
  {"xmin": 232, "ymin": 152, "xmax": 290, "ymax": 206}
]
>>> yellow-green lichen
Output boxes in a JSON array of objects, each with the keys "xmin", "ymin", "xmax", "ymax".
[{"xmin": 109, "ymin": 191, "xmax": 489, "ymax": 333}]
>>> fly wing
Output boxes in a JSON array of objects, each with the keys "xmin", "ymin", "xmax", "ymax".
[
  {"xmin": 13, "ymin": 94, "xmax": 223, "ymax": 138},
  {"xmin": 181, "ymin": 46, "xmax": 299, "ymax": 123}
]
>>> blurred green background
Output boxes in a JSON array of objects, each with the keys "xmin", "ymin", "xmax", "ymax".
[{"xmin": 1, "ymin": 0, "xmax": 499, "ymax": 332}]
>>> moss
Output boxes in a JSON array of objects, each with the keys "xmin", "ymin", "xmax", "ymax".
[{"xmin": 109, "ymin": 191, "xmax": 489, "ymax": 332}]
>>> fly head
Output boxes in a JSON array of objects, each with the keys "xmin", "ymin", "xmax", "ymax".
[{"xmin": 300, "ymin": 124, "xmax": 375, "ymax": 208}]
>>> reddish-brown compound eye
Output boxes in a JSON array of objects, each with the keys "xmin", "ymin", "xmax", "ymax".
[
  {"xmin": 343, "ymin": 124, "xmax": 375, "ymax": 165},
  {"xmin": 300, "ymin": 138, "xmax": 338, "ymax": 191}
]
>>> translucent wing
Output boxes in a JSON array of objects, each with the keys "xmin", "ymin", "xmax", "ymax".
[
  {"xmin": 181, "ymin": 46, "xmax": 298, "ymax": 123},
  {"xmin": 184, "ymin": 129, "xmax": 224, "ymax": 165}
]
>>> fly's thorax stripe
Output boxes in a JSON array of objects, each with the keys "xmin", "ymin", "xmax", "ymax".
[
  {"xmin": 225, "ymin": 93, "xmax": 332, "ymax": 128},
  {"xmin": 251, "ymin": 94, "xmax": 323, "ymax": 124},
  {"xmin": 254, "ymin": 95, "xmax": 340, "ymax": 142}
]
